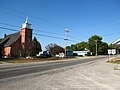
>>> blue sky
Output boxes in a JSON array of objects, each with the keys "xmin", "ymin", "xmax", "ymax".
[{"xmin": 0, "ymin": 0, "xmax": 120, "ymax": 50}]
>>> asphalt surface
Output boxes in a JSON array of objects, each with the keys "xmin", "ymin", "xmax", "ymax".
[{"xmin": 0, "ymin": 56, "xmax": 107, "ymax": 80}]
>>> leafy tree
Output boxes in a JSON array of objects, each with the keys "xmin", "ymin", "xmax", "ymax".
[
  {"xmin": 76, "ymin": 41, "xmax": 88, "ymax": 51},
  {"xmin": 108, "ymin": 44, "xmax": 120, "ymax": 54},
  {"xmin": 0, "ymin": 38, "xmax": 3, "ymax": 42},
  {"xmin": 98, "ymin": 42, "xmax": 108, "ymax": 55},
  {"xmin": 66, "ymin": 44, "xmax": 77, "ymax": 51},
  {"xmin": 66, "ymin": 46, "xmax": 72, "ymax": 50},
  {"xmin": 67, "ymin": 42, "xmax": 88, "ymax": 51},
  {"xmin": 108, "ymin": 44, "xmax": 116, "ymax": 49},
  {"xmin": 88, "ymin": 35, "xmax": 108, "ymax": 55},
  {"xmin": 32, "ymin": 37, "xmax": 42, "ymax": 56},
  {"xmin": 46, "ymin": 43, "xmax": 64, "ymax": 57},
  {"xmin": 67, "ymin": 35, "xmax": 110, "ymax": 55},
  {"xmin": 71, "ymin": 44, "xmax": 77, "ymax": 51}
]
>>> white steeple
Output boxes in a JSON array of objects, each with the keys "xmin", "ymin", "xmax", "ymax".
[
  {"xmin": 22, "ymin": 16, "xmax": 31, "ymax": 29},
  {"xmin": 25, "ymin": 16, "xmax": 28, "ymax": 23}
]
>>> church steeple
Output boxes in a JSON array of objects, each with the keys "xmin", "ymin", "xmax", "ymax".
[
  {"xmin": 22, "ymin": 16, "xmax": 31, "ymax": 29},
  {"xmin": 25, "ymin": 16, "xmax": 28, "ymax": 23},
  {"xmin": 20, "ymin": 16, "xmax": 32, "ymax": 56}
]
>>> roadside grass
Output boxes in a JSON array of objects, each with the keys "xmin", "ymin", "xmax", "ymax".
[
  {"xmin": 107, "ymin": 57, "xmax": 120, "ymax": 70},
  {"xmin": 108, "ymin": 57, "xmax": 120, "ymax": 64},
  {"xmin": 0, "ymin": 57, "xmax": 74, "ymax": 63},
  {"xmin": 0, "ymin": 61, "xmax": 3, "ymax": 64}
]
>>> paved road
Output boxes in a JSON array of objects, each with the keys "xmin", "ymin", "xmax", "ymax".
[
  {"xmin": 1, "ymin": 56, "xmax": 120, "ymax": 90},
  {"xmin": 0, "ymin": 56, "xmax": 107, "ymax": 80}
]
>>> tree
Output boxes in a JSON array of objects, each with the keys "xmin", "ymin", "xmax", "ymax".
[
  {"xmin": 32, "ymin": 37, "xmax": 42, "ymax": 56},
  {"xmin": 71, "ymin": 44, "xmax": 77, "ymax": 51},
  {"xmin": 108, "ymin": 44, "xmax": 116, "ymax": 49},
  {"xmin": 76, "ymin": 42, "xmax": 88, "ymax": 51},
  {"xmin": 66, "ymin": 42, "xmax": 88, "ymax": 51},
  {"xmin": 88, "ymin": 35, "xmax": 108, "ymax": 55},
  {"xmin": 46, "ymin": 43, "xmax": 64, "ymax": 57},
  {"xmin": 0, "ymin": 38, "xmax": 3, "ymax": 42},
  {"xmin": 98, "ymin": 42, "xmax": 108, "ymax": 55}
]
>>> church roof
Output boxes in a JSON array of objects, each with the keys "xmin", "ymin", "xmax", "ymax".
[{"xmin": 0, "ymin": 32, "xmax": 20, "ymax": 47}]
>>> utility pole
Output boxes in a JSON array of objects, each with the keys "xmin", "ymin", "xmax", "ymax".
[
  {"xmin": 64, "ymin": 28, "xmax": 69, "ymax": 58},
  {"xmin": 95, "ymin": 40, "xmax": 98, "ymax": 56}
]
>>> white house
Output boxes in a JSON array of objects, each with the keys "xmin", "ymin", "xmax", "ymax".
[{"xmin": 73, "ymin": 50, "xmax": 89, "ymax": 56}]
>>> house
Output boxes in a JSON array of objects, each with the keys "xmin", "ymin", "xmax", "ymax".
[
  {"xmin": 73, "ymin": 50, "xmax": 90, "ymax": 56},
  {"xmin": 112, "ymin": 39, "xmax": 120, "ymax": 54},
  {"xmin": 0, "ymin": 17, "xmax": 32, "ymax": 57},
  {"xmin": 112, "ymin": 39, "xmax": 120, "ymax": 46},
  {"xmin": 36, "ymin": 51, "xmax": 50, "ymax": 57}
]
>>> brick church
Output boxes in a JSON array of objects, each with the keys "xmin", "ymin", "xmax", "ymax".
[{"xmin": 0, "ymin": 17, "xmax": 32, "ymax": 57}]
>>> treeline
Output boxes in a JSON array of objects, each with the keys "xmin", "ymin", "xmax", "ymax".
[{"xmin": 67, "ymin": 35, "xmax": 116, "ymax": 55}]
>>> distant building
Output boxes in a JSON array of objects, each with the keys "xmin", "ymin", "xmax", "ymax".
[
  {"xmin": 112, "ymin": 39, "xmax": 120, "ymax": 46},
  {"xmin": 0, "ymin": 17, "xmax": 32, "ymax": 57},
  {"xmin": 36, "ymin": 51, "xmax": 50, "ymax": 56},
  {"xmin": 112, "ymin": 39, "xmax": 120, "ymax": 54},
  {"xmin": 73, "ymin": 50, "xmax": 89, "ymax": 56}
]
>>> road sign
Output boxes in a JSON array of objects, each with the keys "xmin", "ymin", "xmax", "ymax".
[
  {"xmin": 108, "ymin": 49, "xmax": 112, "ymax": 54},
  {"xmin": 112, "ymin": 49, "xmax": 116, "ymax": 55},
  {"xmin": 108, "ymin": 49, "xmax": 116, "ymax": 55}
]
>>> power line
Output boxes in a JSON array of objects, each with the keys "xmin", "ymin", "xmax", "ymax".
[
  {"xmin": 0, "ymin": 22, "xmax": 79, "ymax": 42},
  {"xmin": 2, "ymin": 7, "xmax": 120, "ymax": 42},
  {"xmin": 0, "ymin": 22, "xmax": 20, "ymax": 28},
  {"xmin": 0, "ymin": 26, "xmax": 77, "ymax": 43},
  {"xmin": 0, "ymin": 22, "xmax": 65, "ymax": 36},
  {"xmin": 2, "ymin": 6, "xmax": 120, "ymax": 40},
  {"xmin": 0, "ymin": 26, "xmax": 18, "ymax": 32},
  {"xmin": 1, "ymin": 7, "xmax": 66, "ymax": 28},
  {"xmin": 1, "ymin": 22, "xmax": 120, "ymax": 43},
  {"xmin": 1, "ymin": 24, "xmax": 120, "ymax": 43},
  {"xmin": 33, "ymin": 33, "xmax": 64, "ymax": 40},
  {"xmin": 34, "ymin": 29, "xmax": 64, "ymax": 36},
  {"xmin": 71, "ymin": 20, "xmax": 120, "ymax": 31},
  {"xmin": 101, "ymin": 31, "xmax": 120, "ymax": 37}
]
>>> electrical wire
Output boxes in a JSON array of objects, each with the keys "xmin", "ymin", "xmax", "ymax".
[
  {"xmin": 1, "ymin": 7, "xmax": 66, "ymax": 28},
  {"xmin": 0, "ymin": 26, "xmax": 77, "ymax": 43},
  {"xmin": 0, "ymin": 22, "xmax": 65, "ymax": 36},
  {"xmin": 2, "ymin": 6, "xmax": 120, "ymax": 40}
]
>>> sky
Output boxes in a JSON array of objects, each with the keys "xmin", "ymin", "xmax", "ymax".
[{"xmin": 0, "ymin": 0, "xmax": 120, "ymax": 50}]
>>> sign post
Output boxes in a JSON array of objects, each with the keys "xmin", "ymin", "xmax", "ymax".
[
  {"xmin": 108, "ymin": 49, "xmax": 116, "ymax": 62},
  {"xmin": 108, "ymin": 49, "xmax": 112, "ymax": 62}
]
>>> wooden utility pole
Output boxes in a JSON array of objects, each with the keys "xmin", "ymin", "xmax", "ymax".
[
  {"xmin": 64, "ymin": 28, "xmax": 69, "ymax": 58},
  {"xmin": 95, "ymin": 40, "xmax": 98, "ymax": 56}
]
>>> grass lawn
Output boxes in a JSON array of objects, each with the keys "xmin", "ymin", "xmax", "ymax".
[{"xmin": 0, "ymin": 57, "xmax": 74, "ymax": 63}]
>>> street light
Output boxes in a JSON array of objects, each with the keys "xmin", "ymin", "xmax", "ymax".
[{"xmin": 95, "ymin": 40, "xmax": 98, "ymax": 56}]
